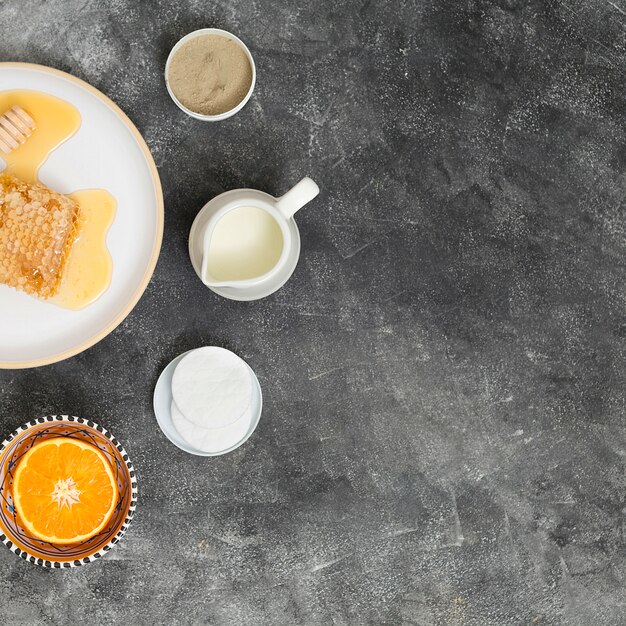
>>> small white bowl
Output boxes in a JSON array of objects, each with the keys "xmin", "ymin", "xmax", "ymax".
[{"xmin": 165, "ymin": 28, "xmax": 256, "ymax": 122}]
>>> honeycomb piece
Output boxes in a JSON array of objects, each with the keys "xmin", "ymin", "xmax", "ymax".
[{"xmin": 0, "ymin": 173, "xmax": 80, "ymax": 299}]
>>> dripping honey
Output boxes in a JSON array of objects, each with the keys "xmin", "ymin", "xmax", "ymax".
[{"xmin": 0, "ymin": 90, "xmax": 115, "ymax": 310}]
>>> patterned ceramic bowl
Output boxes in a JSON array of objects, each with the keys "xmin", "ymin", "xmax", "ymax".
[{"xmin": 0, "ymin": 415, "xmax": 137, "ymax": 568}]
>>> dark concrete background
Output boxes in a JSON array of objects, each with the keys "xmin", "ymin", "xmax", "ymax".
[{"xmin": 1, "ymin": 0, "xmax": 626, "ymax": 623}]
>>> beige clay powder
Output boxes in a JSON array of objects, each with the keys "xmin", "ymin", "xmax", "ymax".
[{"xmin": 168, "ymin": 35, "xmax": 253, "ymax": 116}]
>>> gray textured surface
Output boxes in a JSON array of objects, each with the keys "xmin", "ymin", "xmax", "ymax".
[{"xmin": 1, "ymin": 0, "xmax": 626, "ymax": 623}]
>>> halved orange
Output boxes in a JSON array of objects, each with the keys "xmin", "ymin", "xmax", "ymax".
[{"xmin": 12, "ymin": 437, "xmax": 118, "ymax": 544}]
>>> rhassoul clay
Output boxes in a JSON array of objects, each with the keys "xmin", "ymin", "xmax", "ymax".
[{"xmin": 168, "ymin": 35, "xmax": 253, "ymax": 116}]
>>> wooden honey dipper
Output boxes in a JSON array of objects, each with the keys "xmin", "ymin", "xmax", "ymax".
[{"xmin": 0, "ymin": 105, "xmax": 35, "ymax": 155}]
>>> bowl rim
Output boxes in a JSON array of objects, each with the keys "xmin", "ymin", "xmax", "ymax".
[{"xmin": 0, "ymin": 415, "xmax": 138, "ymax": 568}]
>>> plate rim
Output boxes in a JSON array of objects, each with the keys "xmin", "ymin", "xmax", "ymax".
[{"xmin": 0, "ymin": 62, "xmax": 164, "ymax": 369}]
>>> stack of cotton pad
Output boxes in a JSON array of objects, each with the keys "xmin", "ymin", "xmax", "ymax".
[{"xmin": 170, "ymin": 347, "xmax": 254, "ymax": 453}]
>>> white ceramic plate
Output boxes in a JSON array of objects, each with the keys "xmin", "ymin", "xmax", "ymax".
[
  {"xmin": 0, "ymin": 63, "xmax": 163, "ymax": 368},
  {"xmin": 153, "ymin": 349, "xmax": 263, "ymax": 457}
]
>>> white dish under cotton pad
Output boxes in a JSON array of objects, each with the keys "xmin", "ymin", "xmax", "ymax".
[
  {"xmin": 172, "ymin": 346, "xmax": 253, "ymax": 429},
  {"xmin": 153, "ymin": 349, "xmax": 262, "ymax": 457}
]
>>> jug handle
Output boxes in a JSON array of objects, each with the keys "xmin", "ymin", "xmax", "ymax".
[{"xmin": 275, "ymin": 177, "xmax": 320, "ymax": 219}]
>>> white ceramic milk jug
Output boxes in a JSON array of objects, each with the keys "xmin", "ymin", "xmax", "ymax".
[{"xmin": 188, "ymin": 177, "xmax": 319, "ymax": 301}]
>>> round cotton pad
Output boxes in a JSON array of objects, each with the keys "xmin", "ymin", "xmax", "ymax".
[
  {"xmin": 171, "ymin": 400, "xmax": 252, "ymax": 453},
  {"xmin": 172, "ymin": 346, "xmax": 252, "ymax": 429}
]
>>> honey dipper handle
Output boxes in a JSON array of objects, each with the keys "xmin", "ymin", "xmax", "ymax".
[{"xmin": 0, "ymin": 105, "xmax": 35, "ymax": 155}]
